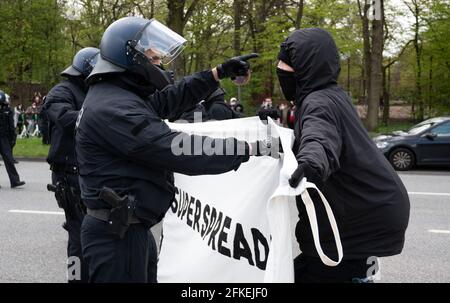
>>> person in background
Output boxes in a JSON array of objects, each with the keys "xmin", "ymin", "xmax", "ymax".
[
  {"xmin": 15, "ymin": 104, "xmax": 26, "ymax": 138},
  {"xmin": 257, "ymin": 97, "xmax": 280, "ymax": 123},
  {"xmin": 234, "ymin": 103, "xmax": 244, "ymax": 115},
  {"xmin": 0, "ymin": 90, "xmax": 25, "ymax": 189},
  {"xmin": 203, "ymin": 88, "xmax": 235, "ymax": 120},
  {"xmin": 25, "ymin": 102, "xmax": 39, "ymax": 136},
  {"xmin": 287, "ymin": 101, "xmax": 296, "ymax": 129},
  {"xmin": 260, "ymin": 97, "xmax": 273, "ymax": 110},
  {"xmin": 4, "ymin": 94, "xmax": 18, "ymax": 163},
  {"xmin": 229, "ymin": 97, "xmax": 237, "ymax": 109}
]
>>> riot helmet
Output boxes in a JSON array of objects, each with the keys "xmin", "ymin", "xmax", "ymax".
[
  {"xmin": 89, "ymin": 17, "xmax": 187, "ymax": 90},
  {"xmin": 61, "ymin": 47, "xmax": 100, "ymax": 78}
]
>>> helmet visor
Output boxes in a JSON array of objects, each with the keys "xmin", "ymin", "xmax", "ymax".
[{"xmin": 136, "ymin": 19, "xmax": 187, "ymax": 65}]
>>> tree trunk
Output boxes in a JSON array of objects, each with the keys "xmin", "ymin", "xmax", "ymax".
[
  {"xmin": 382, "ymin": 65, "xmax": 391, "ymax": 125},
  {"xmin": 233, "ymin": 0, "xmax": 242, "ymax": 56},
  {"xmin": 167, "ymin": 0, "xmax": 187, "ymax": 77},
  {"xmin": 358, "ymin": 0, "xmax": 371, "ymax": 103},
  {"xmin": 367, "ymin": 0, "xmax": 384, "ymax": 131},
  {"xmin": 295, "ymin": 0, "xmax": 304, "ymax": 29},
  {"xmin": 347, "ymin": 56, "xmax": 351, "ymax": 93},
  {"xmin": 413, "ymin": 6, "xmax": 423, "ymax": 121},
  {"xmin": 428, "ymin": 55, "xmax": 433, "ymax": 114}
]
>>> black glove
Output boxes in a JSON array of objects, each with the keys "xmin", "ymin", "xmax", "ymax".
[
  {"xmin": 258, "ymin": 108, "xmax": 280, "ymax": 122},
  {"xmin": 249, "ymin": 136, "xmax": 283, "ymax": 159},
  {"xmin": 217, "ymin": 53, "xmax": 259, "ymax": 80},
  {"xmin": 289, "ymin": 162, "xmax": 323, "ymax": 188}
]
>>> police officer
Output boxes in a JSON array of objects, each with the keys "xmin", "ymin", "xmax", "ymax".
[
  {"xmin": 174, "ymin": 88, "xmax": 244, "ymax": 122},
  {"xmin": 203, "ymin": 87, "xmax": 239, "ymax": 120},
  {"xmin": 43, "ymin": 47, "xmax": 99, "ymax": 283},
  {"xmin": 0, "ymin": 90, "xmax": 25, "ymax": 189},
  {"xmin": 75, "ymin": 17, "xmax": 278, "ymax": 283}
]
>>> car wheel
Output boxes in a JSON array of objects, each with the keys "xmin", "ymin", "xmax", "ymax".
[{"xmin": 389, "ymin": 148, "xmax": 415, "ymax": 171}]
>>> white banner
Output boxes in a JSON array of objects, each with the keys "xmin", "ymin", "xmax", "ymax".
[{"xmin": 158, "ymin": 117, "xmax": 342, "ymax": 283}]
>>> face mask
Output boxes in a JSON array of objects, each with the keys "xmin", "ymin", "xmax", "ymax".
[
  {"xmin": 128, "ymin": 45, "xmax": 171, "ymax": 91},
  {"xmin": 156, "ymin": 64, "xmax": 175, "ymax": 85},
  {"xmin": 276, "ymin": 67, "xmax": 296, "ymax": 101}
]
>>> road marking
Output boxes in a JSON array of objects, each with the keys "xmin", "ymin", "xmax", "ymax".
[
  {"xmin": 9, "ymin": 210, "xmax": 64, "ymax": 215},
  {"xmin": 6, "ymin": 192, "xmax": 450, "ymax": 216},
  {"xmin": 428, "ymin": 229, "xmax": 450, "ymax": 234},
  {"xmin": 408, "ymin": 192, "xmax": 450, "ymax": 197}
]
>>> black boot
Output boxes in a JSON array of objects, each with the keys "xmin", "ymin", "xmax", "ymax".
[{"xmin": 11, "ymin": 181, "xmax": 26, "ymax": 188}]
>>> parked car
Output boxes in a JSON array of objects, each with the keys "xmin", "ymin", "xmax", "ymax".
[{"xmin": 373, "ymin": 117, "xmax": 450, "ymax": 170}]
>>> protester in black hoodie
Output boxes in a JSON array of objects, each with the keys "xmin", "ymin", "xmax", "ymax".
[{"xmin": 277, "ymin": 28, "xmax": 410, "ymax": 283}]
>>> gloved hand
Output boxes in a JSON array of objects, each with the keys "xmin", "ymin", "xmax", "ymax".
[
  {"xmin": 258, "ymin": 108, "xmax": 280, "ymax": 122},
  {"xmin": 217, "ymin": 53, "xmax": 259, "ymax": 80},
  {"xmin": 249, "ymin": 136, "xmax": 283, "ymax": 159},
  {"xmin": 289, "ymin": 162, "xmax": 323, "ymax": 188}
]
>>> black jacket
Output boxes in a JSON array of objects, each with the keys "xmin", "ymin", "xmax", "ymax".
[
  {"xmin": 0, "ymin": 105, "xmax": 15, "ymax": 142},
  {"xmin": 76, "ymin": 70, "xmax": 250, "ymax": 227},
  {"xmin": 177, "ymin": 103, "xmax": 210, "ymax": 123},
  {"xmin": 44, "ymin": 77, "xmax": 87, "ymax": 167},
  {"xmin": 283, "ymin": 28, "xmax": 410, "ymax": 259},
  {"xmin": 203, "ymin": 91, "xmax": 235, "ymax": 120}
]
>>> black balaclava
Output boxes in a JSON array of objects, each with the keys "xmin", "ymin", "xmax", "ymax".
[{"xmin": 277, "ymin": 28, "xmax": 341, "ymax": 105}]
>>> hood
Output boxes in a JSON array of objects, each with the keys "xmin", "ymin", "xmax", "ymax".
[{"xmin": 281, "ymin": 28, "xmax": 340, "ymax": 104}]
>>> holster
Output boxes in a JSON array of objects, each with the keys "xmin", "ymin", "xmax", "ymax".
[
  {"xmin": 95, "ymin": 187, "xmax": 139, "ymax": 239},
  {"xmin": 47, "ymin": 180, "xmax": 86, "ymax": 220}
]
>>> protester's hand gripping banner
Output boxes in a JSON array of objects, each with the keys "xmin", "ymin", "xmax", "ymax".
[{"xmin": 158, "ymin": 117, "xmax": 343, "ymax": 283}]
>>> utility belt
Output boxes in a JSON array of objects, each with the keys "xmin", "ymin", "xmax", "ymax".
[
  {"xmin": 86, "ymin": 187, "xmax": 140, "ymax": 239},
  {"xmin": 50, "ymin": 163, "xmax": 78, "ymax": 175}
]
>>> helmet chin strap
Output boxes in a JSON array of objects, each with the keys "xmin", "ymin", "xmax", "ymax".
[{"xmin": 127, "ymin": 41, "xmax": 171, "ymax": 91}]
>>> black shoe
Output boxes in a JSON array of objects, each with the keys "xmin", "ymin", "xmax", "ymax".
[{"xmin": 11, "ymin": 181, "xmax": 25, "ymax": 188}]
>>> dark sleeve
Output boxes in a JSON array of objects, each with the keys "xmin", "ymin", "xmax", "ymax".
[
  {"xmin": 148, "ymin": 70, "xmax": 219, "ymax": 121},
  {"xmin": 209, "ymin": 103, "xmax": 233, "ymax": 120},
  {"xmin": 296, "ymin": 96, "xmax": 342, "ymax": 181},
  {"xmin": 43, "ymin": 85, "xmax": 79, "ymax": 130},
  {"xmin": 103, "ymin": 110, "xmax": 250, "ymax": 176}
]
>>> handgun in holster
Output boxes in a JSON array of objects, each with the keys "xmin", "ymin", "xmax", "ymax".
[
  {"xmin": 47, "ymin": 183, "xmax": 69, "ymax": 210},
  {"xmin": 47, "ymin": 182, "xmax": 86, "ymax": 220},
  {"xmin": 99, "ymin": 187, "xmax": 138, "ymax": 239}
]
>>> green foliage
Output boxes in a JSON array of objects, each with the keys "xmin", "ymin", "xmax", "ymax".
[
  {"xmin": 0, "ymin": 0, "xmax": 69, "ymax": 87},
  {"xmin": 0, "ymin": 0, "xmax": 448, "ymax": 119}
]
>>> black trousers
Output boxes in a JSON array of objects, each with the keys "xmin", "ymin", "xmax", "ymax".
[
  {"xmin": 81, "ymin": 214, "xmax": 158, "ymax": 283},
  {"xmin": 52, "ymin": 172, "xmax": 89, "ymax": 283},
  {"xmin": 0, "ymin": 136, "xmax": 20, "ymax": 186},
  {"xmin": 294, "ymin": 254, "xmax": 377, "ymax": 283}
]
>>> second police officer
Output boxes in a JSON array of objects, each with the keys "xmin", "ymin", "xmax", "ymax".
[
  {"xmin": 0, "ymin": 90, "xmax": 25, "ymax": 189},
  {"xmin": 43, "ymin": 47, "xmax": 99, "ymax": 283},
  {"xmin": 75, "ymin": 17, "xmax": 279, "ymax": 282}
]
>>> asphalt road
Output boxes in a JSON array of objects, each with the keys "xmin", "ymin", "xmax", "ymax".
[{"xmin": 0, "ymin": 161, "xmax": 449, "ymax": 283}]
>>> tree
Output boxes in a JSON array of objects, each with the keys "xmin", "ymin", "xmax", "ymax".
[
  {"xmin": 167, "ymin": 0, "xmax": 201, "ymax": 76},
  {"xmin": 404, "ymin": 0, "xmax": 426, "ymax": 121}
]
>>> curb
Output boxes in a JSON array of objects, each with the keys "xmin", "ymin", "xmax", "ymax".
[{"xmin": 13, "ymin": 157, "xmax": 47, "ymax": 163}]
